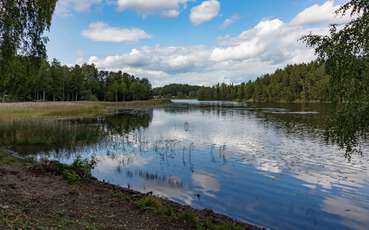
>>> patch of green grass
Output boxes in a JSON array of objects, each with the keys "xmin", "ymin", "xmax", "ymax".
[
  {"xmin": 45, "ymin": 157, "xmax": 97, "ymax": 185},
  {"xmin": 135, "ymin": 196, "xmax": 162, "ymax": 211},
  {"xmin": 62, "ymin": 170, "xmax": 81, "ymax": 185},
  {"xmin": 135, "ymin": 195, "xmax": 178, "ymax": 217}
]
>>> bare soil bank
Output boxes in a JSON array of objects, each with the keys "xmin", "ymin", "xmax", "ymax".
[{"xmin": 0, "ymin": 151, "xmax": 261, "ymax": 230}]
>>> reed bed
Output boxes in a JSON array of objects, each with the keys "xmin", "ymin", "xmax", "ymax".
[{"xmin": 0, "ymin": 99, "xmax": 170, "ymax": 121}]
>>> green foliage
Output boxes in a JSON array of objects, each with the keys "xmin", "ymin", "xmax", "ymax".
[
  {"xmin": 325, "ymin": 102, "xmax": 369, "ymax": 157},
  {"xmin": 185, "ymin": 62, "xmax": 330, "ymax": 102},
  {"xmin": 62, "ymin": 169, "xmax": 81, "ymax": 185},
  {"xmin": 302, "ymin": 1, "xmax": 369, "ymax": 104},
  {"xmin": 135, "ymin": 195, "xmax": 177, "ymax": 216},
  {"xmin": 0, "ymin": 1, "xmax": 153, "ymax": 103},
  {"xmin": 51, "ymin": 157, "xmax": 97, "ymax": 185},
  {"xmin": 0, "ymin": 57, "xmax": 153, "ymax": 102},
  {"xmin": 105, "ymin": 71, "xmax": 152, "ymax": 101},
  {"xmin": 71, "ymin": 156, "xmax": 97, "ymax": 178},
  {"xmin": 153, "ymin": 62, "xmax": 330, "ymax": 103},
  {"xmin": 303, "ymin": 0, "xmax": 369, "ymax": 155},
  {"xmin": 0, "ymin": 0, "xmax": 57, "ymax": 101},
  {"xmin": 153, "ymin": 84, "xmax": 202, "ymax": 98}
]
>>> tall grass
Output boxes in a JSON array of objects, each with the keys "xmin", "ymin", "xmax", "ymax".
[
  {"xmin": 0, "ymin": 99, "xmax": 170, "ymax": 121},
  {"xmin": 0, "ymin": 119, "xmax": 104, "ymax": 154}
]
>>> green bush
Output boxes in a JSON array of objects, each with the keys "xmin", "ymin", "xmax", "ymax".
[
  {"xmin": 71, "ymin": 156, "xmax": 96, "ymax": 178},
  {"xmin": 63, "ymin": 170, "xmax": 81, "ymax": 184},
  {"xmin": 45, "ymin": 157, "xmax": 97, "ymax": 185}
]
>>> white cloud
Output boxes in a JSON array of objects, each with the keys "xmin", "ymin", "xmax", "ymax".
[
  {"xmin": 84, "ymin": 1, "xmax": 354, "ymax": 87},
  {"xmin": 81, "ymin": 22, "xmax": 151, "ymax": 42},
  {"xmin": 211, "ymin": 38, "xmax": 265, "ymax": 62},
  {"xmin": 87, "ymin": 43, "xmax": 280, "ymax": 86},
  {"xmin": 220, "ymin": 14, "xmax": 241, "ymax": 29},
  {"xmin": 117, "ymin": 0, "xmax": 189, "ymax": 17},
  {"xmin": 55, "ymin": 0, "xmax": 102, "ymax": 16},
  {"xmin": 211, "ymin": 19, "xmax": 284, "ymax": 62},
  {"xmin": 88, "ymin": 45, "xmax": 211, "ymax": 73},
  {"xmin": 291, "ymin": 0, "xmax": 352, "ymax": 26},
  {"xmin": 190, "ymin": 0, "xmax": 220, "ymax": 25}
]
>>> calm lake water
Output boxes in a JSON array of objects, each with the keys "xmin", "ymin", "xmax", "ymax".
[{"xmin": 21, "ymin": 100, "xmax": 369, "ymax": 230}]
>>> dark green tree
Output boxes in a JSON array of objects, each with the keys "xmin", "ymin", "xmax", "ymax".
[{"xmin": 0, "ymin": 0, "xmax": 57, "ymax": 101}]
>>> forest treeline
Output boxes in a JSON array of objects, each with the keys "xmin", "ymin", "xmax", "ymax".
[
  {"xmin": 1, "ymin": 57, "xmax": 152, "ymax": 102},
  {"xmin": 152, "ymin": 84, "xmax": 201, "ymax": 98},
  {"xmin": 2, "ymin": 57, "xmax": 331, "ymax": 103},
  {"xmin": 3, "ymin": 57, "xmax": 330, "ymax": 103},
  {"xmin": 154, "ymin": 62, "xmax": 331, "ymax": 102}
]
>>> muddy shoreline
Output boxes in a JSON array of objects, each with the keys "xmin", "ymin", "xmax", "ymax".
[{"xmin": 0, "ymin": 149, "xmax": 263, "ymax": 230}]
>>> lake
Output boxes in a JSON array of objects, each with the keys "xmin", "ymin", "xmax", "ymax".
[{"xmin": 11, "ymin": 100, "xmax": 369, "ymax": 230}]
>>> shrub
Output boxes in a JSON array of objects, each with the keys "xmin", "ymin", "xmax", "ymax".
[
  {"xmin": 42, "ymin": 157, "xmax": 97, "ymax": 185},
  {"xmin": 63, "ymin": 170, "xmax": 81, "ymax": 184},
  {"xmin": 71, "ymin": 156, "xmax": 97, "ymax": 178}
]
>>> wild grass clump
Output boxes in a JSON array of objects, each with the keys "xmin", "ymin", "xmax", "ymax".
[
  {"xmin": 42, "ymin": 157, "xmax": 97, "ymax": 184},
  {"xmin": 62, "ymin": 170, "xmax": 81, "ymax": 185},
  {"xmin": 135, "ymin": 195, "xmax": 177, "ymax": 217},
  {"xmin": 136, "ymin": 196, "xmax": 162, "ymax": 211}
]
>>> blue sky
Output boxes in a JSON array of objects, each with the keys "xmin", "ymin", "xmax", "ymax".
[{"xmin": 47, "ymin": 0, "xmax": 349, "ymax": 86}]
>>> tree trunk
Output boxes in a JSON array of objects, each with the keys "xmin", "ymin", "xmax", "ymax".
[
  {"xmin": 62, "ymin": 84, "xmax": 65, "ymax": 101},
  {"xmin": 2, "ymin": 82, "xmax": 6, "ymax": 102}
]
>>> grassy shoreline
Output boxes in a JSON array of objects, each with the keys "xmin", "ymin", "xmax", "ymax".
[
  {"xmin": 0, "ymin": 99, "xmax": 170, "ymax": 121},
  {"xmin": 0, "ymin": 149, "xmax": 259, "ymax": 230}
]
